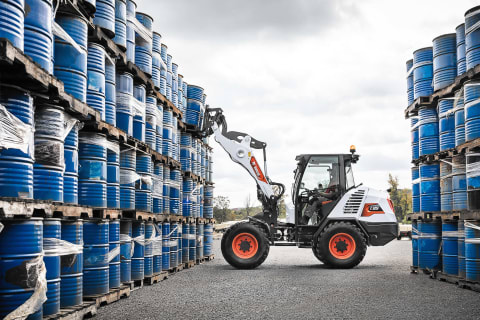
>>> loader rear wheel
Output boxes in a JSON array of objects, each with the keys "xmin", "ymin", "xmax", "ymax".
[
  {"xmin": 221, "ymin": 222, "xmax": 270, "ymax": 269},
  {"xmin": 313, "ymin": 221, "xmax": 367, "ymax": 269}
]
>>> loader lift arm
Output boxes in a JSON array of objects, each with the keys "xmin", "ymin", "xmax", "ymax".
[{"xmin": 200, "ymin": 107, "xmax": 285, "ymax": 229}]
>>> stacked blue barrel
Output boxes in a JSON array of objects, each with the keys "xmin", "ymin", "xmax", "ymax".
[{"xmin": 0, "ymin": 0, "xmax": 217, "ymax": 317}]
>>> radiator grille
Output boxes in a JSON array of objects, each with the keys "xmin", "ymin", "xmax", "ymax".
[{"xmin": 343, "ymin": 189, "xmax": 366, "ymax": 214}]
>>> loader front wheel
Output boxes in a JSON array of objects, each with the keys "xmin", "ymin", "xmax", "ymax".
[
  {"xmin": 221, "ymin": 222, "xmax": 270, "ymax": 269},
  {"xmin": 313, "ymin": 221, "xmax": 367, "ymax": 269}
]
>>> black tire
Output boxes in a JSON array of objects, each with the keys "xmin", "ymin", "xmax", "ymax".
[
  {"xmin": 397, "ymin": 236, "xmax": 402, "ymax": 240},
  {"xmin": 313, "ymin": 221, "xmax": 367, "ymax": 269},
  {"xmin": 221, "ymin": 222, "xmax": 270, "ymax": 269}
]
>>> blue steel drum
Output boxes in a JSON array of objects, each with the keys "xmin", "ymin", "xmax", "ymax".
[
  {"xmin": 105, "ymin": 61, "xmax": 116, "ymax": 125},
  {"xmin": 452, "ymin": 155, "xmax": 467, "ymax": 211},
  {"xmin": 467, "ymin": 152, "xmax": 480, "ymax": 210},
  {"xmin": 162, "ymin": 222, "xmax": 170, "ymax": 270},
  {"xmin": 116, "ymin": 72, "xmax": 134, "ymax": 135},
  {"xmin": 182, "ymin": 178, "xmax": 193, "ymax": 217},
  {"xmin": 186, "ymin": 99, "xmax": 204, "ymax": 127},
  {"xmin": 418, "ymin": 221, "xmax": 442, "ymax": 270},
  {"xmin": 145, "ymin": 95, "xmax": 157, "ymax": 150},
  {"xmin": 120, "ymin": 148, "xmax": 135, "ymax": 169},
  {"xmin": 134, "ymin": 12, "xmax": 153, "ymax": 75},
  {"xmin": 438, "ymin": 99, "xmax": 455, "ymax": 151},
  {"xmin": 153, "ymin": 163, "xmax": 163, "ymax": 214},
  {"xmin": 60, "ymin": 220, "xmax": 83, "ymax": 308},
  {"xmin": 160, "ymin": 69, "xmax": 167, "ymax": 96},
  {"xmin": 189, "ymin": 223, "xmax": 196, "ymax": 261},
  {"xmin": 162, "ymin": 128, "xmax": 173, "ymax": 158},
  {"xmin": 133, "ymin": 84, "xmax": 146, "ymax": 142},
  {"xmin": 93, "ymin": 0, "xmax": 115, "ymax": 36},
  {"xmin": 204, "ymin": 224, "xmax": 213, "ymax": 256},
  {"xmin": 419, "ymin": 108, "xmax": 439, "ymax": 156},
  {"xmin": 170, "ymin": 169, "xmax": 181, "ymax": 215},
  {"xmin": 126, "ymin": 19, "xmax": 135, "ymax": 63},
  {"xmin": 166, "ymin": 85, "xmax": 172, "ymax": 101},
  {"xmin": 465, "ymin": 220, "xmax": 480, "ymax": 282},
  {"xmin": 0, "ymin": 0, "xmax": 24, "ymax": 50},
  {"xmin": 196, "ymin": 223, "xmax": 204, "ymax": 259},
  {"xmin": 457, "ymin": 24, "xmax": 467, "ymax": 75},
  {"xmin": 0, "ymin": 219, "xmax": 43, "ymax": 320},
  {"xmin": 172, "ymin": 91, "xmax": 178, "ymax": 108},
  {"xmin": 420, "ymin": 163, "xmax": 440, "ymax": 212},
  {"xmin": 160, "ymin": 43, "xmax": 167, "ymax": 64},
  {"xmin": 64, "ymin": 125, "xmax": 79, "ymax": 204},
  {"xmin": 180, "ymin": 147, "xmax": 192, "ymax": 171},
  {"xmin": 113, "ymin": 0, "xmax": 127, "ymax": 49},
  {"xmin": 78, "ymin": 133, "xmax": 107, "ymax": 208},
  {"xmin": 24, "ymin": 0, "xmax": 53, "ymax": 73},
  {"xmin": 0, "ymin": 87, "xmax": 34, "ymax": 198},
  {"xmin": 156, "ymin": 106, "xmax": 164, "ymax": 154},
  {"xmin": 33, "ymin": 105, "xmax": 64, "ymax": 202},
  {"xmin": 153, "ymin": 223, "xmax": 162, "ymax": 273},
  {"xmin": 170, "ymin": 223, "xmax": 178, "ymax": 268},
  {"xmin": 412, "ymin": 220, "xmax": 418, "ymax": 267},
  {"xmin": 120, "ymin": 220, "xmax": 132, "ymax": 283},
  {"xmin": 177, "ymin": 223, "xmax": 182, "ymax": 265},
  {"xmin": 120, "ymin": 170, "xmax": 135, "ymax": 209},
  {"xmin": 442, "ymin": 221, "xmax": 459, "ymax": 276},
  {"xmin": 187, "ymin": 85, "xmax": 204, "ymax": 101},
  {"xmin": 87, "ymin": 43, "xmax": 106, "ymax": 120},
  {"xmin": 125, "ymin": 0, "xmax": 136, "ymax": 62},
  {"xmin": 131, "ymin": 221, "xmax": 145, "ymax": 281},
  {"xmin": 109, "ymin": 220, "xmax": 121, "ymax": 288},
  {"xmin": 465, "ymin": 6, "xmax": 480, "ymax": 70},
  {"xmin": 163, "ymin": 167, "xmax": 170, "ymax": 213},
  {"xmin": 413, "ymin": 47, "xmax": 433, "ymax": 100},
  {"xmin": 432, "ymin": 34, "xmax": 457, "ymax": 91},
  {"xmin": 455, "ymin": 89, "xmax": 466, "ymax": 147},
  {"xmin": 54, "ymin": 13, "xmax": 88, "ymax": 102},
  {"xmin": 406, "ymin": 59, "xmax": 414, "ymax": 106},
  {"xmin": 440, "ymin": 160, "xmax": 452, "ymax": 212},
  {"xmin": 135, "ymin": 152, "xmax": 152, "ymax": 212},
  {"xmin": 107, "ymin": 144, "xmax": 120, "ymax": 209},
  {"xmin": 172, "ymin": 63, "xmax": 178, "ymax": 80},
  {"xmin": 153, "ymin": 32, "xmax": 161, "ymax": 53},
  {"xmin": 144, "ymin": 222, "xmax": 154, "ymax": 277},
  {"xmin": 43, "ymin": 219, "xmax": 61, "ymax": 316},
  {"xmin": 458, "ymin": 220, "xmax": 466, "ymax": 279},
  {"xmin": 83, "ymin": 220, "xmax": 109, "ymax": 296},
  {"xmin": 182, "ymin": 224, "xmax": 189, "ymax": 263},
  {"xmin": 167, "ymin": 54, "xmax": 172, "ymax": 72},
  {"xmin": 464, "ymin": 80, "xmax": 480, "ymax": 141}
]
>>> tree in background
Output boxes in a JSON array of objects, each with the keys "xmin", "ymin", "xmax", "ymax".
[
  {"xmin": 244, "ymin": 194, "xmax": 253, "ymax": 217},
  {"xmin": 387, "ymin": 174, "xmax": 412, "ymax": 223},
  {"xmin": 214, "ymin": 196, "xmax": 231, "ymax": 223}
]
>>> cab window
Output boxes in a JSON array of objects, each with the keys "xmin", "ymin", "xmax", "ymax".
[{"xmin": 299, "ymin": 156, "xmax": 339, "ymax": 193}]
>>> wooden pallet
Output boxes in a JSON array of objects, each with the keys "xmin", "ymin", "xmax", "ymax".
[
  {"xmin": 458, "ymin": 280, "xmax": 480, "ymax": 293},
  {"xmin": 205, "ymin": 254, "xmax": 215, "ymax": 262},
  {"xmin": 184, "ymin": 260, "xmax": 196, "ymax": 269},
  {"xmin": 144, "ymin": 271, "xmax": 168, "ymax": 285},
  {"xmin": 169, "ymin": 264, "xmax": 184, "ymax": 274},
  {"xmin": 84, "ymin": 286, "xmax": 130, "ymax": 307},
  {"xmin": 436, "ymin": 271, "xmax": 460, "ymax": 285},
  {"xmin": 43, "ymin": 302, "xmax": 97, "ymax": 320},
  {"xmin": 196, "ymin": 257, "xmax": 206, "ymax": 265},
  {"xmin": 407, "ymin": 210, "xmax": 480, "ymax": 222},
  {"xmin": 0, "ymin": 199, "xmax": 93, "ymax": 219},
  {"xmin": 123, "ymin": 279, "xmax": 144, "ymax": 291}
]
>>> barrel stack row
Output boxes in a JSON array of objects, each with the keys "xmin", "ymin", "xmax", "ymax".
[
  {"xmin": 406, "ymin": 5, "xmax": 480, "ymax": 288},
  {"xmin": 0, "ymin": 218, "xmax": 214, "ymax": 319},
  {"xmin": 0, "ymin": 0, "xmax": 216, "ymax": 319}
]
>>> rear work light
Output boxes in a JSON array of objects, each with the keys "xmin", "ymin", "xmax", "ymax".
[{"xmin": 362, "ymin": 203, "xmax": 385, "ymax": 217}]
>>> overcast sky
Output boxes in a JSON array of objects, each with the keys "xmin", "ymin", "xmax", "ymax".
[{"xmin": 138, "ymin": 0, "xmax": 479, "ymax": 207}]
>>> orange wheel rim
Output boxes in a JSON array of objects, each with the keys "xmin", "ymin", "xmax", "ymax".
[
  {"xmin": 232, "ymin": 233, "xmax": 259, "ymax": 259},
  {"xmin": 329, "ymin": 233, "xmax": 356, "ymax": 259}
]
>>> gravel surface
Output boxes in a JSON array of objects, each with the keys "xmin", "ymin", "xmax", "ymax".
[{"xmin": 96, "ymin": 239, "xmax": 480, "ymax": 320}]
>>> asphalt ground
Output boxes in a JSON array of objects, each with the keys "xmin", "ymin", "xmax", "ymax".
[{"xmin": 96, "ymin": 239, "xmax": 480, "ymax": 320}]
